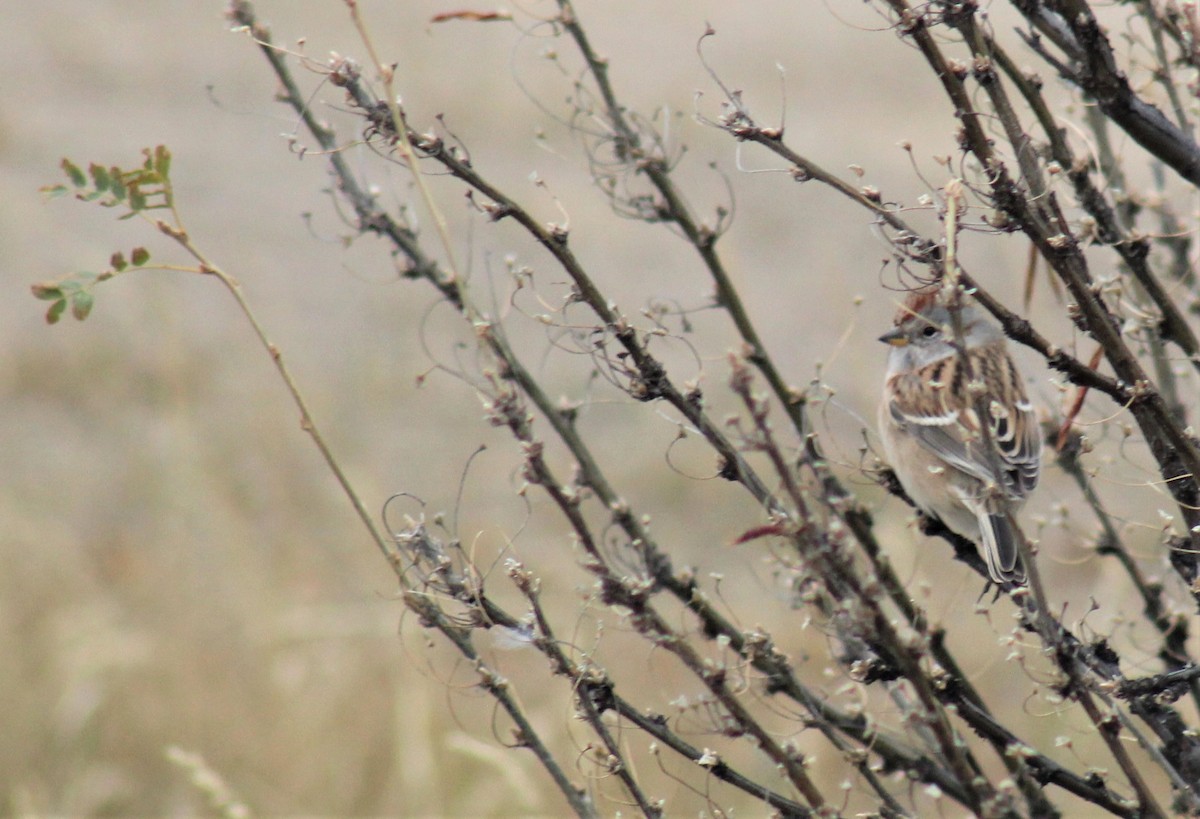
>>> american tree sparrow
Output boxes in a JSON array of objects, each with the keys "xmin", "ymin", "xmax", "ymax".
[{"xmin": 878, "ymin": 287, "xmax": 1041, "ymax": 583}]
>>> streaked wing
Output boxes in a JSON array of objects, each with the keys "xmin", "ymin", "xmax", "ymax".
[
  {"xmin": 887, "ymin": 345, "xmax": 1040, "ymax": 501},
  {"xmin": 991, "ymin": 396, "xmax": 1040, "ymax": 497}
]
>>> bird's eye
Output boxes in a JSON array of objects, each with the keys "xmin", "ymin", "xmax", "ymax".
[{"xmin": 920, "ymin": 325, "xmax": 939, "ymax": 338}]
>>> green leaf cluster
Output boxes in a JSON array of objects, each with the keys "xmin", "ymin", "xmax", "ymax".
[
  {"xmin": 34, "ymin": 147, "xmax": 172, "ymax": 325},
  {"xmin": 31, "ymin": 245, "xmax": 151, "ymax": 324},
  {"xmin": 42, "ymin": 145, "xmax": 174, "ymax": 219}
]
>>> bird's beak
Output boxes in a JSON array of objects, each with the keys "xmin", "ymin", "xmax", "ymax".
[{"xmin": 878, "ymin": 328, "xmax": 908, "ymax": 347}]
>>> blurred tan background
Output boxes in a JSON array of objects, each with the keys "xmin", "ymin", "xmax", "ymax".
[{"xmin": 2, "ymin": 2, "xmax": 1174, "ymax": 816}]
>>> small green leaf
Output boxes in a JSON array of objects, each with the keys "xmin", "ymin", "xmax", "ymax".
[
  {"xmin": 31, "ymin": 283, "xmax": 63, "ymax": 301},
  {"xmin": 40, "ymin": 184, "xmax": 70, "ymax": 199},
  {"xmin": 110, "ymin": 251, "xmax": 127, "ymax": 272},
  {"xmin": 109, "ymin": 169, "xmax": 127, "ymax": 201},
  {"xmin": 54, "ymin": 280, "xmax": 81, "ymax": 297},
  {"xmin": 129, "ymin": 185, "xmax": 146, "ymax": 212},
  {"xmin": 71, "ymin": 291, "xmax": 94, "ymax": 321},
  {"xmin": 61, "ymin": 158, "xmax": 86, "ymax": 187},
  {"xmin": 46, "ymin": 298, "xmax": 67, "ymax": 324},
  {"xmin": 88, "ymin": 163, "xmax": 111, "ymax": 192},
  {"xmin": 126, "ymin": 169, "xmax": 156, "ymax": 186},
  {"xmin": 130, "ymin": 247, "xmax": 150, "ymax": 266},
  {"xmin": 154, "ymin": 145, "xmax": 172, "ymax": 178}
]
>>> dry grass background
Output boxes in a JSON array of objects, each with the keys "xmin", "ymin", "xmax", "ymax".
[{"xmin": 1, "ymin": 1, "xmax": 1182, "ymax": 816}]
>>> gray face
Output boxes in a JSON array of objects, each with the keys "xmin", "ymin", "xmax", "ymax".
[{"xmin": 883, "ymin": 304, "xmax": 1002, "ymax": 374}]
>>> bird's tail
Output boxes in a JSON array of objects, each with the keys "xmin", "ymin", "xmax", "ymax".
[{"xmin": 978, "ymin": 510, "xmax": 1025, "ymax": 585}]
